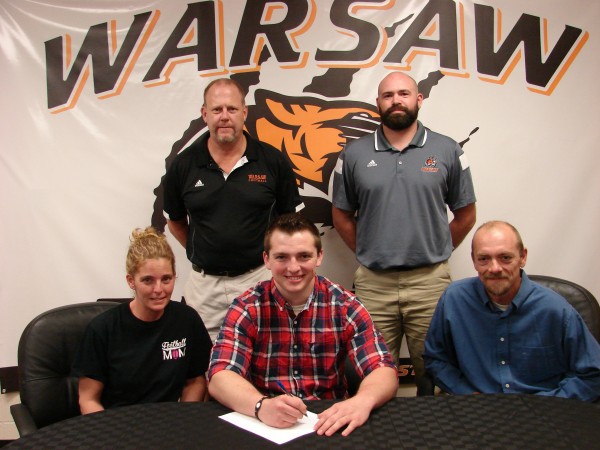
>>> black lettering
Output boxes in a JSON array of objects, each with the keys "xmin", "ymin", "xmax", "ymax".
[
  {"xmin": 383, "ymin": 0, "xmax": 459, "ymax": 70},
  {"xmin": 45, "ymin": 12, "xmax": 153, "ymax": 110},
  {"xmin": 315, "ymin": 0, "xmax": 384, "ymax": 62},
  {"xmin": 229, "ymin": 0, "xmax": 308, "ymax": 67},
  {"xmin": 144, "ymin": 2, "xmax": 218, "ymax": 82},
  {"xmin": 474, "ymin": 4, "xmax": 584, "ymax": 89}
]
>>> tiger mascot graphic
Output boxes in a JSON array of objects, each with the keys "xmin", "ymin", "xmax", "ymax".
[{"xmin": 151, "ymin": 69, "xmax": 477, "ymax": 231}]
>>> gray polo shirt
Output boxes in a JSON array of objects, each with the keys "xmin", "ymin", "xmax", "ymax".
[{"xmin": 332, "ymin": 122, "xmax": 476, "ymax": 270}]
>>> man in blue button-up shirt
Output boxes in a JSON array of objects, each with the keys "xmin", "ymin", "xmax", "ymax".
[{"xmin": 423, "ymin": 221, "xmax": 600, "ymax": 401}]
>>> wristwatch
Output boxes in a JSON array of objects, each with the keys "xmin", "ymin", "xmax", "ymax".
[{"xmin": 254, "ymin": 395, "xmax": 269, "ymax": 422}]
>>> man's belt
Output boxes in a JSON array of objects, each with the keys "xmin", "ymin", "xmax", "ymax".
[
  {"xmin": 372, "ymin": 261, "xmax": 446, "ymax": 272},
  {"xmin": 192, "ymin": 263, "xmax": 260, "ymax": 277}
]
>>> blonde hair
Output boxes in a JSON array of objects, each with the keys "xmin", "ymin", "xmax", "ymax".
[{"xmin": 125, "ymin": 227, "xmax": 175, "ymax": 276}]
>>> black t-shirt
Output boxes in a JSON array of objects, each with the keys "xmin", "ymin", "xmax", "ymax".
[
  {"xmin": 163, "ymin": 131, "xmax": 301, "ymax": 272},
  {"xmin": 72, "ymin": 301, "xmax": 212, "ymax": 408}
]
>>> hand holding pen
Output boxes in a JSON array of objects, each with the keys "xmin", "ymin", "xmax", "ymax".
[{"xmin": 277, "ymin": 381, "xmax": 308, "ymax": 418}]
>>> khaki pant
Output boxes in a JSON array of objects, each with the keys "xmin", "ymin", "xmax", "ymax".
[
  {"xmin": 184, "ymin": 264, "xmax": 271, "ymax": 341},
  {"xmin": 354, "ymin": 261, "xmax": 451, "ymax": 387}
]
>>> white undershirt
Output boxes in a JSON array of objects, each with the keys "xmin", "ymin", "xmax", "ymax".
[
  {"xmin": 221, "ymin": 155, "xmax": 248, "ymax": 180},
  {"xmin": 291, "ymin": 303, "xmax": 306, "ymax": 315},
  {"xmin": 492, "ymin": 301, "xmax": 510, "ymax": 311}
]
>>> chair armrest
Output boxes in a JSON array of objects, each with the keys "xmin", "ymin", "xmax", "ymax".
[{"xmin": 10, "ymin": 403, "xmax": 38, "ymax": 437}]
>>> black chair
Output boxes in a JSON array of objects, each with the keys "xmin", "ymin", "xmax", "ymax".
[
  {"xmin": 10, "ymin": 302, "xmax": 119, "ymax": 436},
  {"xmin": 344, "ymin": 356, "xmax": 362, "ymax": 397},
  {"xmin": 96, "ymin": 298, "xmax": 132, "ymax": 304},
  {"xmin": 529, "ymin": 275, "xmax": 600, "ymax": 343}
]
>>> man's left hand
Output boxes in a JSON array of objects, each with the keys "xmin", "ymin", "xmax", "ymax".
[{"xmin": 314, "ymin": 397, "xmax": 369, "ymax": 437}]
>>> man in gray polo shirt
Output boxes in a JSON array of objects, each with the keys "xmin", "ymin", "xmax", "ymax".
[{"xmin": 332, "ymin": 71, "xmax": 476, "ymax": 395}]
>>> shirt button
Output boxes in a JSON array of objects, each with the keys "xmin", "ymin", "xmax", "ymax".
[
  {"xmin": 500, "ymin": 337, "xmax": 505, "ymax": 341},
  {"xmin": 294, "ymin": 370, "xmax": 299, "ymax": 375},
  {"xmin": 398, "ymin": 161, "xmax": 403, "ymax": 165},
  {"xmin": 505, "ymin": 383, "xmax": 510, "ymax": 388},
  {"xmin": 501, "ymin": 361, "xmax": 506, "ymax": 365}
]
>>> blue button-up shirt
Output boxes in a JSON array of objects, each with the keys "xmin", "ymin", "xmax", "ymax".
[{"xmin": 423, "ymin": 272, "xmax": 600, "ymax": 401}]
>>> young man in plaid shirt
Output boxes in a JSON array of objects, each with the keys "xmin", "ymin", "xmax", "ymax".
[{"xmin": 208, "ymin": 214, "xmax": 398, "ymax": 436}]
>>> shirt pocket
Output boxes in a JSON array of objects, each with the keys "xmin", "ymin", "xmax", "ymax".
[
  {"xmin": 301, "ymin": 333, "xmax": 340, "ymax": 360},
  {"xmin": 512, "ymin": 345, "xmax": 563, "ymax": 383}
]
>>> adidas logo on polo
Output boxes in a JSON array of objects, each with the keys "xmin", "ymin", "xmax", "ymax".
[
  {"xmin": 195, "ymin": 179, "xmax": 204, "ymax": 187},
  {"xmin": 367, "ymin": 160, "xmax": 377, "ymax": 167}
]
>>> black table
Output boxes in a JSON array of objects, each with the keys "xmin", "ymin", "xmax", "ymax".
[{"xmin": 7, "ymin": 394, "xmax": 600, "ymax": 449}]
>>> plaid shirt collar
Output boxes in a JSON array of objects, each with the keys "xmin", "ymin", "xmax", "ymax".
[{"xmin": 269, "ymin": 277, "xmax": 317, "ymax": 314}]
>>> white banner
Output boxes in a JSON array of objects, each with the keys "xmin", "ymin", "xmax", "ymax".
[{"xmin": 1, "ymin": 0, "xmax": 599, "ymax": 366}]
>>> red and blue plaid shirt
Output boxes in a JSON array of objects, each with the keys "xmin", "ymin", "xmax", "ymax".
[{"xmin": 208, "ymin": 275, "xmax": 395, "ymax": 399}]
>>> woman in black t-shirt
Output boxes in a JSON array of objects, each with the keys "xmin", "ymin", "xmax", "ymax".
[{"xmin": 73, "ymin": 227, "xmax": 212, "ymax": 413}]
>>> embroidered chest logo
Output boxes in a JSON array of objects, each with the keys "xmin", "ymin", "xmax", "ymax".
[
  {"xmin": 162, "ymin": 338, "xmax": 187, "ymax": 360},
  {"xmin": 421, "ymin": 156, "xmax": 439, "ymax": 173},
  {"xmin": 248, "ymin": 174, "xmax": 267, "ymax": 183}
]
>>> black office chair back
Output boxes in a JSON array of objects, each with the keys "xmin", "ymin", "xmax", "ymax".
[
  {"xmin": 13, "ymin": 302, "xmax": 118, "ymax": 432},
  {"xmin": 529, "ymin": 275, "xmax": 600, "ymax": 343},
  {"xmin": 344, "ymin": 356, "xmax": 361, "ymax": 397}
]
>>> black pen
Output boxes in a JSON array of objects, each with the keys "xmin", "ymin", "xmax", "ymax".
[{"xmin": 276, "ymin": 381, "xmax": 308, "ymax": 417}]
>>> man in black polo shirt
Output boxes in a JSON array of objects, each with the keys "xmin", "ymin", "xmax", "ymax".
[{"xmin": 163, "ymin": 78, "xmax": 302, "ymax": 340}]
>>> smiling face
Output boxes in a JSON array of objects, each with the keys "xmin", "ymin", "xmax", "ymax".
[
  {"xmin": 201, "ymin": 80, "xmax": 248, "ymax": 145},
  {"xmin": 471, "ymin": 223, "xmax": 528, "ymax": 305},
  {"xmin": 263, "ymin": 229, "xmax": 323, "ymax": 306},
  {"xmin": 127, "ymin": 257, "xmax": 175, "ymax": 321}
]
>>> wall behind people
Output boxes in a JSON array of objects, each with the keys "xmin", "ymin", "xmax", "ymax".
[{"xmin": 1, "ymin": 0, "xmax": 599, "ymax": 368}]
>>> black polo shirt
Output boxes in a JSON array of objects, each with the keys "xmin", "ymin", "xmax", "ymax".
[{"xmin": 163, "ymin": 131, "xmax": 301, "ymax": 272}]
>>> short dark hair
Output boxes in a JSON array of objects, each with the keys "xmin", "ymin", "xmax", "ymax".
[{"xmin": 264, "ymin": 213, "xmax": 322, "ymax": 254}]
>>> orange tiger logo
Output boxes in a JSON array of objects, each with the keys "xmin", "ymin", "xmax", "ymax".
[
  {"xmin": 151, "ymin": 86, "xmax": 380, "ymax": 229},
  {"xmin": 151, "ymin": 70, "xmax": 477, "ymax": 230}
]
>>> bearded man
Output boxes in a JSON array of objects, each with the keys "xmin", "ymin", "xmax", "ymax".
[{"xmin": 332, "ymin": 72, "xmax": 476, "ymax": 395}]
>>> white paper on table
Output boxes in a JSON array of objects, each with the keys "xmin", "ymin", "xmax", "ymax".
[{"xmin": 219, "ymin": 410, "xmax": 319, "ymax": 445}]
